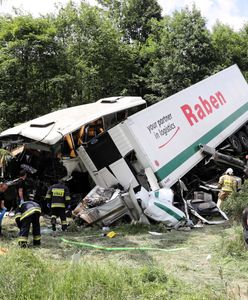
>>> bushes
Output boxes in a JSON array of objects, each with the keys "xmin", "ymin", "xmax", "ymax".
[
  {"xmin": 218, "ymin": 181, "xmax": 248, "ymax": 259},
  {"xmin": 222, "ymin": 180, "xmax": 248, "ymax": 221}
]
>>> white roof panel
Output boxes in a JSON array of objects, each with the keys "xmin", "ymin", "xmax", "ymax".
[{"xmin": 0, "ymin": 96, "xmax": 145, "ymax": 145}]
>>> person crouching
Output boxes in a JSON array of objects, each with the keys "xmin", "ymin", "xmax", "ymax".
[{"xmin": 15, "ymin": 201, "xmax": 41, "ymax": 248}]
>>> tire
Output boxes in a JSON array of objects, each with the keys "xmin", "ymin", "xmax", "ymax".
[
  {"xmin": 238, "ymin": 131, "xmax": 248, "ymax": 150},
  {"xmin": 229, "ymin": 134, "xmax": 243, "ymax": 154}
]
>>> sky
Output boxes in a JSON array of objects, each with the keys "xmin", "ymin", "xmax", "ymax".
[{"xmin": 0, "ymin": 0, "xmax": 248, "ymax": 31}]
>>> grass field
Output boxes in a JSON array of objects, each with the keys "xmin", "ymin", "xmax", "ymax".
[{"xmin": 0, "ymin": 216, "xmax": 248, "ymax": 299}]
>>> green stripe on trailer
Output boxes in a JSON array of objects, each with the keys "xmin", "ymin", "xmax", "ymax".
[
  {"xmin": 155, "ymin": 102, "xmax": 248, "ymax": 181},
  {"xmin": 154, "ymin": 202, "xmax": 183, "ymax": 221}
]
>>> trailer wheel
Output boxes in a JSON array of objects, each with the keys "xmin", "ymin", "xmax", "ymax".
[
  {"xmin": 229, "ymin": 134, "xmax": 243, "ymax": 154},
  {"xmin": 238, "ymin": 131, "xmax": 248, "ymax": 150}
]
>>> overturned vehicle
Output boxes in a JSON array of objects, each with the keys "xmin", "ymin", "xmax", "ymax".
[{"xmin": 1, "ymin": 65, "xmax": 248, "ymax": 228}]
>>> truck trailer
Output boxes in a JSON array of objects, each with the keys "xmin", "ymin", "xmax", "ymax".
[{"xmin": 77, "ymin": 65, "xmax": 248, "ymax": 192}]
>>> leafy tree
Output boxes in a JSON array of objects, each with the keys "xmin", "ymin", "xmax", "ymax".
[
  {"xmin": 54, "ymin": 2, "xmax": 136, "ymax": 105},
  {"xmin": 0, "ymin": 15, "xmax": 64, "ymax": 128},
  {"xmin": 0, "ymin": 1, "xmax": 247, "ymax": 132},
  {"xmin": 96, "ymin": 0, "xmax": 162, "ymax": 97},
  {"xmin": 97, "ymin": 0, "xmax": 162, "ymax": 43},
  {"xmin": 211, "ymin": 22, "xmax": 248, "ymax": 80},
  {"xmin": 143, "ymin": 6, "xmax": 215, "ymax": 104}
]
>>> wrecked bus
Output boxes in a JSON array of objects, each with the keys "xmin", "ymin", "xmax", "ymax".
[
  {"xmin": 0, "ymin": 96, "xmax": 146, "ymax": 210},
  {"xmin": 0, "ymin": 65, "xmax": 248, "ymax": 226}
]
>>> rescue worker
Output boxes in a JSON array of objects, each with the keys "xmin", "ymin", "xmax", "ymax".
[
  {"xmin": 15, "ymin": 200, "xmax": 41, "ymax": 247},
  {"xmin": 217, "ymin": 168, "xmax": 237, "ymax": 209},
  {"xmin": 45, "ymin": 179, "xmax": 71, "ymax": 231},
  {"xmin": 242, "ymin": 207, "xmax": 248, "ymax": 245},
  {"xmin": 0, "ymin": 182, "xmax": 8, "ymax": 236},
  {"xmin": 16, "ymin": 169, "xmax": 28, "ymax": 204}
]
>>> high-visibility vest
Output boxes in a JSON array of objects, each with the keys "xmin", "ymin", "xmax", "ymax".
[
  {"xmin": 219, "ymin": 174, "xmax": 236, "ymax": 192},
  {"xmin": 46, "ymin": 183, "xmax": 71, "ymax": 208}
]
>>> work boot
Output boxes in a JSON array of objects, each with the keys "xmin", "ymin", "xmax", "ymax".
[
  {"xmin": 33, "ymin": 240, "xmax": 41, "ymax": 247},
  {"xmin": 62, "ymin": 224, "xmax": 67, "ymax": 231},
  {"xmin": 51, "ymin": 217, "xmax": 56, "ymax": 231}
]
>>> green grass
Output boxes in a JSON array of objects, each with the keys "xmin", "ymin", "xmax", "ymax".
[
  {"xmin": 1, "ymin": 202, "xmax": 248, "ymax": 299},
  {"xmin": 217, "ymin": 225, "xmax": 248, "ymax": 259},
  {"xmin": 0, "ymin": 248, "xmax": 223, "ymax": 300}
]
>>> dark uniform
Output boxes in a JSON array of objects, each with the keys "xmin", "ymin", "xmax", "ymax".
[
  {"xmin": 242, "ymin": 207, "xmax": 248, "ymax": 245},
  {"xmin": 45, "ymin": 182, "xmax": 71, "ymax": 231},
  {"xmin": 15, "ymin": 201, "xmax": 41, "ymax": 247},
  {"xmin": 16, "ymin": 176, "xmax": 28, "ymax": 203}
]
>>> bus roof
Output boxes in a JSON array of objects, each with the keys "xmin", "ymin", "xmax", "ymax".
[{"xmin": 0, "ymin": 96, "xmax": 145, "ymax": 145}]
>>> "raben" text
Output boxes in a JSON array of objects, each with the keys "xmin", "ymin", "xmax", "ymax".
[{"xmin": 180, "ymin": 91, "xmax": 227, "ymax": 126}]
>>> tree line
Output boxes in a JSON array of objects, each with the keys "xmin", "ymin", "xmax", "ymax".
[{"xmin": 0, "ymin": 0, "xmax": 247, "ymax": 130}]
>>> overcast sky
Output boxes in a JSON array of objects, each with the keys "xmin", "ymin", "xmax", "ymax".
[{"xmin": 0, "ymin": 0, "xmax": 248, "ymax": 31}]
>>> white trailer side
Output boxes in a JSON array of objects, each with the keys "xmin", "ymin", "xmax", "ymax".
[{"xmin": 113, "ymin": 65, "xmax": 248, "ymax": 188}]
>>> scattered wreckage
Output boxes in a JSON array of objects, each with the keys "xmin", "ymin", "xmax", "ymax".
[{"xmin": 0, "ymin": 65, "xmax": 248, "ymax": 229}]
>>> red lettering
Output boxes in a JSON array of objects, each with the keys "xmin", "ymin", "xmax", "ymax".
[
  {"xmin": 215, "ymin": 91, "xmax": 226, "ymax": 105},
  {"xmin": 210, "ymin": 96, "xmax": 219, "ymax": 109},
  {"xmin": 180, "ymin": 104, "xmax": 198, "ymax": 126},
  {"xmin": 195, "ymin": 104, "xmax": 206, "ymax": 120},
  {"xmin": 181, "ymin": 90, "xmax": 227, "ymax": 126},
  {"xmin": 199, "ymin": 96, "xmax": 213, "ymax": 115}
]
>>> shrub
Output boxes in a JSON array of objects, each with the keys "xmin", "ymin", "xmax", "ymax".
[{"xmin": 222, "ymin": 180, "xmax": 248, "ymax": 221}]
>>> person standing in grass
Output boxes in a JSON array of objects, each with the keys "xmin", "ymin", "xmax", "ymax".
[
  {"xmin": 0, "ymin": 182, "xmax": 8, "ymax": 236},
  {"xmin": 242, "ymin": 207, "xmax": 248, "ymax": 245},
  {"xmin": 16, "ymin": 169, "xmax": 28, "ymax": 204},
  {"xmin": 45, "ymin": 178, "xmax": 71, "ymax": 232},
  {"xmin": 217, "ymin": 168, "xmax": 237, "ymax": 209}
]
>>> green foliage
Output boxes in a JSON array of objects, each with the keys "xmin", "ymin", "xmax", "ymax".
[
  {"xmin": 211, "ymin": 22, "xmax": 248, "ymax": 72},
  {"xmin": 217, "ymin": 181, "xmax": 248, "ymax": 259},
  {"xmin": 0, "ymin": 15, "xmax": 63, "ymax": 128},
  {"xmin": 222, "ymin": 181, "xmax": 248, "ymax": 221},
  {"xmin": 0, "ymin": 148, "xmax": 12, "ymax": 176},
  {"xmin": 97, "ymin": 0, "xmax": 162, "ymax": 42},
  {"xmin": 0, "ymin": 1, "xmax": 248, "ymax": 129},
  {"xmin": 52, "ymin": 2, "xmax": 135, "ymax": 104},
  {"xmin": 143, "ymin": 6, "xmax": 215, "ymax": 103}
]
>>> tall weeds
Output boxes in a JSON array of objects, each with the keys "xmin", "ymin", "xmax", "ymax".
[{"xmin": 0, "ymin": 248, "xmax": 220, "ymax": 300}]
